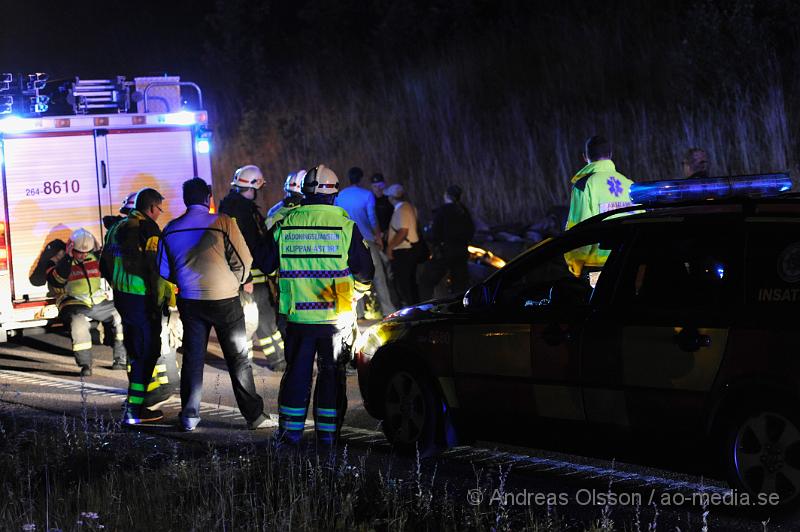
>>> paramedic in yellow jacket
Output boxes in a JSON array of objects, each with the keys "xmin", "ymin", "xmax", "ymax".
[
  {"xmin": 564, "ymin": 135, "xmax": 633, "ymax": 276},
  {"xmin": 48, "ymin": 228, "xmax": 126, "ymax": 376}
]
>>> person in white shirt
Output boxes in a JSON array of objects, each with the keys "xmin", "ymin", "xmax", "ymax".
[{"xmin": 385, "ymin": 184, "xmax": 419, "ymax": 306}]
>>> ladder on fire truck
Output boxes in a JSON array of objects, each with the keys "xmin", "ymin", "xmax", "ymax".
[{"xmin": 0, "ymin": 72, "xmax": 203, "ymax": 116}]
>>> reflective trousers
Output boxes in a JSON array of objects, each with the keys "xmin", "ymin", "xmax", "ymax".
[
  {"xmin": 114, "ymin": 291, "xmax": 161, "ymax": 408},
  {"xmin": 276, "ymin": 323, "xmax": 348, "ymax": 445},
  {"xmin": 177, "ymin": 296, "xmax": 264, "ymax": 426},
  {"xmin": 249, "ymin": 282, "xmax": 285, "ymax": 364},
  {"xmin": 60, "ymin": 299, "xmax": 126, "ymax": 368}
]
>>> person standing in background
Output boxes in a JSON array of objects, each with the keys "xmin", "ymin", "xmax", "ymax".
[
  {"xmin": 219, "ymin": 164, "xmax": 285, "ymax": 371},
  {"xmin": 371, "ymin": 173, "xmax": 394, "ymax": 240},
  {"xmin": 385, "ymin": 183, "xmax": 420, "ymax": 307},
  {"xmin": 418, "ymin": 185, "xmax": 475, "ymax": 301},
  {"xmin": 267, "ymin": 170, "xmax": 305, "ymax": 230},
  {"xmin": 335, "ymin": 167, "xmax": 395, "ymax": 316},
  {"xmin": 564, "ymin": 135, "xmax": 633, "ymax": 277},
  {"xmin": 682, "ymin": 148, "xmax": 710, "ymax": 178}
]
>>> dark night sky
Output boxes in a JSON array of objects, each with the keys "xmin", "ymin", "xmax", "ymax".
[
  {"xmin": 0, "ymin": 0, "xmax": 215, "ymax": 82},
  {"xmin": 4, "ymin": 0, "xmax": 800, "ymax": 222}
]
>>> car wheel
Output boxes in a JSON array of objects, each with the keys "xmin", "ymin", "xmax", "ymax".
[
  {"xmin": 382, "ymin": 368, "xmax": 441, "ymax": 456},
  {"xmin": 725, "ymin": 407, "xmax": 800, "ymax": 508}
]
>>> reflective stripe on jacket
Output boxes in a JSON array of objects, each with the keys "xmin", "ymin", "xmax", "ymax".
[
  {"xmin": 101, "ymin": 210, "xmax": 158, "ymax": 296},
  {"xmin": 266, "ymin": 200, "xmax": 300, "ymax": 231},
  {"xmin": 49, "ymin": 252, "xmax": 107, "ymax": 308},
  {"xmin": 564, "ymin": 159, "xmax": 633, "ymax": 275},
  {"xmin": 275, "ymin": 204, "xmax": 355, "ymax": 324}
]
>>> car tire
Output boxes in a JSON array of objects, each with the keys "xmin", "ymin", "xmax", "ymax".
[
  {"xmin": 723, "ymin": 404, "xmax": 800, "ymax": 510},
  {"xmin": 381, "ymin": 367, "xmax": 442, "ymax": 457}
]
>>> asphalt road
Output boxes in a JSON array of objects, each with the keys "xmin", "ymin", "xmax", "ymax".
[{"xmin": 1, "ymin": 329, "xmax": 798, "ymax": 530}]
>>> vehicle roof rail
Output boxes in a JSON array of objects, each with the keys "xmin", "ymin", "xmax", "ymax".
[{"xmin": 571, "ymin": 192, "xmax": 799, "ymax": 230}]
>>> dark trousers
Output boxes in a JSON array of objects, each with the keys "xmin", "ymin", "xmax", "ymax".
[
  {"xmin": 277, "ymin": 323, "xmax": 348, "ymax": 444},
  {"xmin": 419, "ymin": 243, "xmax": 470, "ymax": 301},
  {"xmin": 391, "ymin": 248, "xmax": 418, "ymax": 307},
  {"xmin": 114, "ymin": 291, "xmax": 161, "ymax": 409},
  {"xmin": 177, "ymin": 296, "xmax": 264, "ymax": 424},
  {"xmin": 253, "ymin": 282, "xmax": 284, "ymax": 362}
]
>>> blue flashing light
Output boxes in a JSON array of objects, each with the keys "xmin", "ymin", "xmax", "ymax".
[
  {"xmin": 162, "ymin": 111, "xmax": 197, "ymax": 126},
  {"xmin": 196, "ymin": 139, "xmax": 211, "ymax": 154},
  {"xmin": 630, "ymin": 173, "xmax": 793, "ymax": 205},
  {"xmin": 0, "ymin": 95, "xmax": 12, "ymax": 115},
  {"xmin": 0, "ymin": 115, "xmax": 29, "ymax": 134}
]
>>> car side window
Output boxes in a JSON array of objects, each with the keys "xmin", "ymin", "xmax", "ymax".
[
  {"xmin": 745, "ymin": 223, "xmax": 800, "ymax": 307},
  {"xmin": 493, "ymin": 233, "xmax": 621, "ymax": 309},
  {"xmin": 616, "ymin": 225, "xmax": 739, "ymax": 310}
]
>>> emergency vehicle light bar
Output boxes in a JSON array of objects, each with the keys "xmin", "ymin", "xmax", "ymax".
[
  {"xmin": 0, "ymin": 111, "xmax": 208, "ymax": 134},
  {"xmin": 630, "ymin": 173, "xmax": 792, "ymax": 204}
]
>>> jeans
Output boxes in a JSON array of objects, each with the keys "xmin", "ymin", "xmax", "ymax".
[
  {"xmin": 367, "ymin": 240, "xmax": 396, "ymax": 316},
  {"xmin": 177, "ymin": 296, "xmax": 264, "ymax": 425},
  {"xmin": 391, "ymin": 248, "xmax": 418, "ymax": 307}
]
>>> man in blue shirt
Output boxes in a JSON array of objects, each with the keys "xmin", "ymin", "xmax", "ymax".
[{"xmin": 335, "ymin": 167, "xmax": 395, "ymax": 316}]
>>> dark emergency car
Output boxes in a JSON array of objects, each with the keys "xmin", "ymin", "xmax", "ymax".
[{"xmin": 356, "ymin": 174, "xmax": 800, "ymax": 507}]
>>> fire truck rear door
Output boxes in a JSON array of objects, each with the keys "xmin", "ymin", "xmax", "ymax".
[
  {"xmin": 2, "ymin": 131, "xmax": 105, "ymax": 302},
  {"xmin": 104, "ymin": 127, "xmax": 196, "ymax": 228}
]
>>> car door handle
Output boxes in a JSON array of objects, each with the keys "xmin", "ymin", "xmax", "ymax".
[
  {"xmin": 674, "ymin": 327, "xmax": 712, "ymax": 352},
  {"xmin": 541, "ymin": 323, "xmax": 570, "ymax": 346},
  {"xmin": 100, "ymin": 161, "xmax": 108, "ymax": 188}
]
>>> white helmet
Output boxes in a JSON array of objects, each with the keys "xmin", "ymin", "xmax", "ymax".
[
  {"xmin": 284, "ymin": 169, "xmax": 306, "ymax": 196},
  {"xmin": 70, "ymin": 228, "xmax": 97, "ymax": 253},
  {"xmin": 120, "ymin": 192, "xmax": 137, "ymax": 214},
  {"xmin": 302, "ymin": 164, "xmax": 339, "ymax": 196},
  {"xmin": 231, "ymin": 165, "xmax": 265, "ymax": 190}
]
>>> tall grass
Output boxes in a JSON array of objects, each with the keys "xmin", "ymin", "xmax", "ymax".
[
  {"xmin": 0, "ymin": 404, "xmax": 634, "ymax": 530},
  {"xmin": 205, "ymin": 2, "xmax": 796, "ymax": 227}
]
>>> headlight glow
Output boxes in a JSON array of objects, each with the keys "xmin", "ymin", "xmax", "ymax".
[{"xmin": 355, "ymin": 324, "xmax": 387, "ymax": 357}]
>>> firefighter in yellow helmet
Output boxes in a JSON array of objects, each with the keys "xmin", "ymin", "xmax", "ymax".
[
  {"xmin": 48, "ymin": 228, "xmax": 126, "ymax": 376},
  {"xmin": 219, "ymin": 165, "xmax": 286, "ymax": 371},
  {"xmin": 264, "ymin": 164, "xmax": 374, "ymax": 447}
]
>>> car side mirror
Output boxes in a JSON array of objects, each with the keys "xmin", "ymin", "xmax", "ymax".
[{"xmin": 463, "ymin": 283, "xmax": 491, "ymax": 310}]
